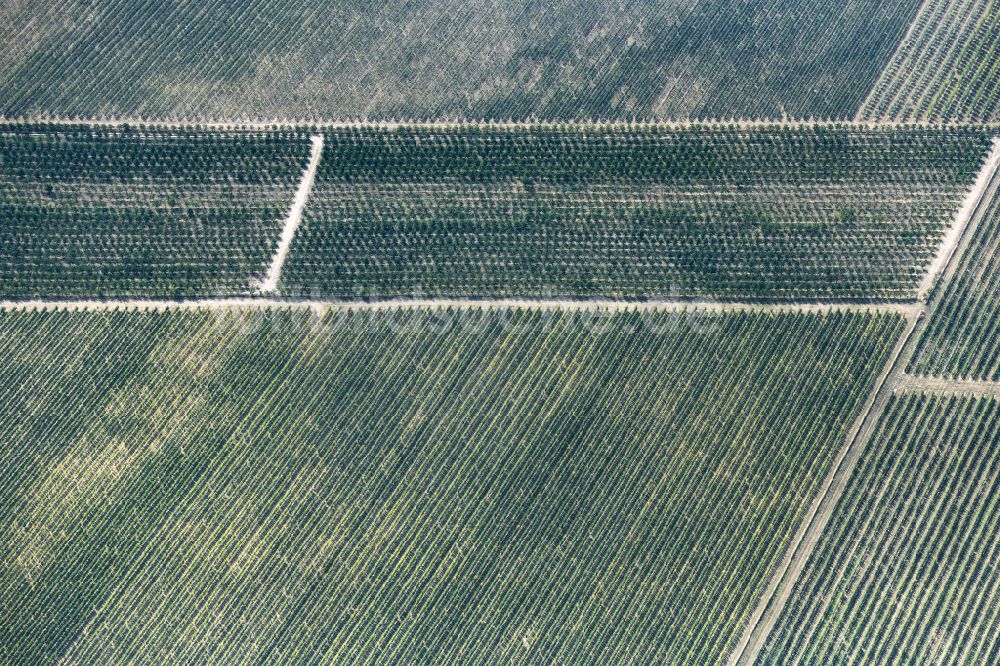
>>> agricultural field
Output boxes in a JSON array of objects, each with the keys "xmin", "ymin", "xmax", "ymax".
[
  {"xmin": 281, "ymin": 124, "xmax": 992, "ymax": 301},
  {"xmin": 756, "ymin": 393, "xmax": 1000, "ymax": 664},
  {"xmin": 859, "ymin": 0, "xmax": 1000, "ymax": 122},
  {"xmin": 0, "ymin": 124, "xmax": 311, "ymax": 298},
  {"xmin": 910, "ymin": 175, "xmax": 1000, "ymax": 380},
  {"xmin": 0, "ymin": 0, "xmax": 920, "ymax": 122},
  {"xmin": 5, "ymin": 0, "xmax": 1000, "ymax": 660},
  {"xmin": 0, "ymin": 307, "xmax": 901, "ymax": 664}
]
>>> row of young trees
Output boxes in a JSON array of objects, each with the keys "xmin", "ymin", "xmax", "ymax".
[
  {"xmin": 0, "ymin": 125, "xmax": 312, "ymax": 298},
  {"xmin": 282, "ymin": 126, "xmax": 991, "ymax": 301},
  {"xmin": 314, "ymin": 125, "xmax": 991, "ymax": 183}
]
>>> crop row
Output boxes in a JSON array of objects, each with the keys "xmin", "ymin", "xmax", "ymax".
[
  {"xmin": 0, "ymin": 0, "xmax": 919, "ymax": 121},
  {"xmin": 859, "ymin": 0, "xmax": 1000, "ymax": 122},
  {"xmin": 0, "ymin": 307, "xmax": 901, "ymax": 664},
  {"xmin": 0, "ymin": 124, "xmax": 311, "ymax": 298},
  {"xmin": 758, "ymin": 393, "xmax": 1000, "ymax": 664},
  {"xmin": 282, "ymin": 125, "xmax": 992, "ymax": 301},
  {"xmin": 910, "ymin": 179, "xmax": 1000, "ymax": 380}
]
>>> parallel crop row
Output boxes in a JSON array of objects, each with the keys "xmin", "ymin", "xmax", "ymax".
[
  {"xmin": 0, "ymin": 123, "xmax": 311, "ymax": 298},
  {"xmin": 910, "ymin": 179, "xmax": 1000, "ymax": 380},
  {"xmin": 0, "ymin": 308, "xmax": 900, "ymax": 665},
  {"xmin": 859, "ymin": 0, "xmax": 1000, "ymax": 122},
  {"xmin": 282, "ymin": 125, "xmax": 992, "ymax": 301},
  {"xmin": 758, "ymin": 393, "xmax": 1000, "ymax": 665},
  {"xmin": 0, "ymin": 0, "xmax": 919, "ymax": 121}
]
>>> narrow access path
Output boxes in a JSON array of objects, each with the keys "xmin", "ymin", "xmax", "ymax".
[
  {"xmin": 917, "ymin": 137, "xmax": 1000, "ymax": 299},
  {"xmin": 259, "ymin": 134, "xmax": 323, "ymax": 293},
  {"xmin": 0, "ymin": 298, "xmax": 920, "ymax": 316},
  {"xmin": 727, "ymin": 307, "xmax": 922, "ymax": 666},
  {"xmin": 896, "ymin": 374, "xmax": 1000, "ymax": 397},
  {"xmin": 731, "ymin": 133, "xmax": 1000, "ymax": 665},
  {"xmin": 5, "ymin": 117, "xmax": 1000, "ymax": 131}
]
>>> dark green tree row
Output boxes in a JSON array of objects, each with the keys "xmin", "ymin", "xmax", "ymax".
[
  {"xmin": 282, "ymin": 125, "xmax": 992, "ymax": 301},
  {"xmin": 0, "ymin": 124, "xmax": 311, "ymax": 298}
]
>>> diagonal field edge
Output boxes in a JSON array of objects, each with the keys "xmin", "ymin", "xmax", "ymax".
[
  {"xmin": 917, "ymin": 138, "xmax": 1000, "ymax": 299},
  {"xmin": 726, "ymin": 308, "xmax": 921, "ymax": 666},
  {"xmin": 259, "ymin": 135, "xmax": 324, "ymax": 293},
  {"xmin": 730, "ymin": 129, "xmax": 1000, "ymax": 666},
  {"xmin": 853, "ymin": 0, "xmax": 938, "ymax": 122}
]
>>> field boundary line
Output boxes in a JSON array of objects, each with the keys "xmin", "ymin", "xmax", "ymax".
[
  {"xmin": 917, "ymin": 137, "xmax": 1000, "ymax": 299},
  {"xmin": 896, "ymin": 374, "xmax": 1000, "ymax": 396},
  {"xmin": 3, "ymin": 117, "xmax": 1000, "ymax": 131},
  {"xmin": 0, "ymin": 298, "xmax": 921, "ymax": 316},
  {"xmin": 258, "ymin": 135, "xmax": 324, "ymax": 293},
  {"xmin": 854, "ymin": 0, "xmax": 937, "ymax": 121},
  {"xmin": 732, "ymin": 128, "xmax": 1000, "ymax": 666},
  {"xmin": 727, "ymin": 306, "xmax": 921, "ymax": 666}
]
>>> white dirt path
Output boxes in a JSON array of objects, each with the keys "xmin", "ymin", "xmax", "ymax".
[
  {"xmin": 0, "ymin": 298, "xmax": 919, "ymax": 316},
  {"xmin": 896, "ymin": 374, "xmax": 1000, "ymax": 397},
  {"xmin": 5, "ymin": 117, "xmax": 1000, "ymax": 131},
  {"xmin": 731, "ymin": 132, "xmax": 1000, "ymax": 665},
  {"xmin": 258, "ymin": 134, "xmax": 323, "ymax": 293},
  {"xmin": 917, "ymin": 137, "xmax": 1000, "ymax": 299}
]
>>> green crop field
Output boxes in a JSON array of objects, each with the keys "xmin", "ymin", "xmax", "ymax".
[
  {"xmin": 859, "ymin": 0, "xmax": 1000, "ymax": 122},
  {"xmin": 4, "ymin": 0, "xmax": 1000, "ymax": 662},
  {"xmin": 757, "ymin": 393, "xmax": 1000, "ymax": 665},
  {"xmin": 910, "ymin": 179, "xmax": 1000, "ymax": 380},
  {"xmin": 0, "ymin": 124, "xmax": 311, "ymax": 299},
  {"xmin": 0, "ymin": 0, "xmax": 920, "ymax": 122},
  {"xmin": 0, "ymin": 307, "xmax": 900, "ymax": 664},
  {"xmin": 282, "ymin": 124, "xmax": 991, "ymax": 301}
]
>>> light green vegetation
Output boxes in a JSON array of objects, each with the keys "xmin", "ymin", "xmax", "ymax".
[
  {"xmin": 0, "ymin": 307, "xmax": 900, "ymax": 664},
  {"xmin": 910, "ymin": 182, "xmax": 1000, "ymax": 380},
  {"xmin": 0, "ymin": 0, "xmax": 920, "ymax": 121},
  {"xmin": 0, "ymin": 123, "xmax": 310, "ymax": 298},
  {"xmin": 859, "ymin": 0, "xmax": 1000, "ymax": 122},
  {"xmin": 282, "ymin": 124, "xmax": 992, "ymax": 301},
  {"xmin": 758, "ymin": 394, "xmax": 1000, "ymax": 664}
]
